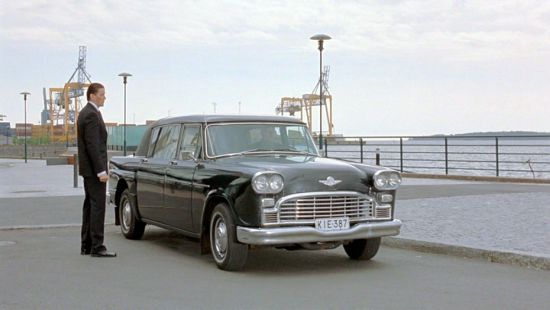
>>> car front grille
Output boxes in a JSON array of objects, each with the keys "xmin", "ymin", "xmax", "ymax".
[{"xmin": 263, "ymin": 191, "xmax": 386, "ymax": 226}]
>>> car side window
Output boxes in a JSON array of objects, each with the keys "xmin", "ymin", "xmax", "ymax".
[
  {"xmin": 147, "ymin": 126, "xmax": 162, "ymax": 158},
  {"xmin": 178, "ymin": 125, "xmax": 202, "ymax": 160},
  {"xmin": 152, "ymin": 124, "xmax": 181, "ymax": 160}
]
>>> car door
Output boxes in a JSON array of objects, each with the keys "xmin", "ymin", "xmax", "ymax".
[
  {"xmin": 136, "ymin": 124, "xmax": 180, "ymax": 223},
  {"xmin": 164, "ymin": 124, "xmax": 202, "ymax": 232}
]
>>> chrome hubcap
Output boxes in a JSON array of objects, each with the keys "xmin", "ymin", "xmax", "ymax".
[
  {"xmin": 213, "ymin": 217, "xmax": 228, "ymax": 259},
  {"xmin": 122, "ymin": 201, "xmax": 132, "ymax": 232}
]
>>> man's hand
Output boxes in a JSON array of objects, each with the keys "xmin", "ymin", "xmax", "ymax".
[{"xmin": 99, "ymin": 175, "xmax": 109, "ymax": 183}]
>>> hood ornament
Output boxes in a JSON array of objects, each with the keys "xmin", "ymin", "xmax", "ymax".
[{"xmin": 319, "ymin": 176, "xmax": 342, "ymax": 187}]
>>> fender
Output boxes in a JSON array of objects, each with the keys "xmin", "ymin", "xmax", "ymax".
[
  {"xmin": 198, "ymin": 189, "xmax": 236, "ymax": 255},
  {"xmin": 112, "ymin": 170, "xmax": 142, "ymax": 224},
  {"xmin": 199, "ymin": 189, "xmax": 238, "ymax": 230}
]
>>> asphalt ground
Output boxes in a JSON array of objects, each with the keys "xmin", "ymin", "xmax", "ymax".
[
  {"xmin": 1, "ymin": 159, "xmax": 549, "ymax": 308},
  {"xmin": 0, "ymin": 196, "xmax": 115, "ymax": 228},
  {"xmin": 1, "ymin": 226, "xmax": 549, "ymax": 310},
  {"xmin": 1, "ymin": 172, "xmax": 549, "ymax": 265}
]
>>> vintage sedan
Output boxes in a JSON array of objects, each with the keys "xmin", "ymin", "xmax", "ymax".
[{"xmin": 109, "ymin": 115, "xmax": 402, "ymax": 270}]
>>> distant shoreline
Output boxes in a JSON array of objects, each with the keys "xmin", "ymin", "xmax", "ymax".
[{"xmin": 426, "ymin": 131, "xmax": 550, "ymax": 138}]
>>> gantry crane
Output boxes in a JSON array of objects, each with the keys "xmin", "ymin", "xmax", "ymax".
[
  {"xmin": 45, "ymin": 46, "xmax": 92, "ymax": 143},
  {"xmin": 278, "ymin": 66, "xmax": 334, "ymax": 136}
]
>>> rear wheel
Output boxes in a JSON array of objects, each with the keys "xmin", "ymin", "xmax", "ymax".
[
  {"xmin": 209, "ymin": 203, "xmax": 248, "ymax": 271},
  {"xmin": 119, "ymin": 189, "xmax": 146, "ymax": 240},
  {"xmin": 344, "ymin": 238, "xmax": 381, "ymax": 260}
]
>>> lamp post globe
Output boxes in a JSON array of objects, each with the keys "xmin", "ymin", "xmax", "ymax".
[
  {"xmin": 118, "ymin": 73, "xmax": 132, "ymax": 156},
  {"xmin": 310, "ymin": 34, "xmax": 331, "ymax": 151},
  {"xmin": 20, "ymin": 92, "xmax": 31, "ymax": 163}
]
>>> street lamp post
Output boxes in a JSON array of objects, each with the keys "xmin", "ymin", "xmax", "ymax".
[
  {"xmin": 310, "ymin": 34, "xmax": 331, "ymax": 151},
  {"xmin": 118, "ymin": 73, "xmax": 132, "ymax": 156},
  {"xmin": 20, "ymin": 92, "xmax": 31, "ymax": 163}
]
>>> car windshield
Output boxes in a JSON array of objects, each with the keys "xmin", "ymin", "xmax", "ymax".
[{"xmin": 206, "ymin": 123, "xmax": 319, "ymax": 158}]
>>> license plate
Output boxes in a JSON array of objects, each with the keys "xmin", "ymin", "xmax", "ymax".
[{"xmin": 315, "ymin": 217, "xmax": 350, "ymax": 231}]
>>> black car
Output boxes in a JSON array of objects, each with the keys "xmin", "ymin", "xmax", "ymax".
[{"xmin": 109, "ymin": 115, "xmax": 402, "ymax": 270}]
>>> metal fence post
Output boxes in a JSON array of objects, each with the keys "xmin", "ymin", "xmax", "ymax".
[
  {"xmin": 496, "ymin": 137, "xmax": 499, "ymax": 177},
  {"xmin": 445, "ymin": 137, "xmax": 448, "ymax": 175},
  {"xmin": 399, "ymin": 138, "xmax": 404, "ymax": 172},
  {"xmin": 73, "ymin": 154, "xmax": 78, "ymax": 188},
  {"xmin": 359, "ymin": 138, "xmax": 364, "ymax": 163},
  {"xmin": 324, "ymin": 138, "xmax": 328, "ymax": 157}
]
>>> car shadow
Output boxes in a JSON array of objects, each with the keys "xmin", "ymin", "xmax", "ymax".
[{"xmin": 133, "ymin": 227, "xmax": 391, "ymax": 275}]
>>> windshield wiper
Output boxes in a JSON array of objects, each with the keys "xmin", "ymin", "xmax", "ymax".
[
  {"xmin": 240, "ymin": 148, "xmax": 273, "ymax": 154},
  {"xmin": 241, "ymin": 148, "xmax": 314, "ymax": 154},
  {"xmin": 213, "ymin": 148, "xmax": 318, "ymax": 158},
  {"xmin": 270, "ymin": 148, "xmax": 318, "ymax": 156},
  {"xmin": 289, "ymin": 151, "xmax": 319, "ymax": 156}
]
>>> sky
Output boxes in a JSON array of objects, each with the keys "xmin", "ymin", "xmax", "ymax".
[{"xmin": 1, "ymin": 0, "xmax": 550, "ymax": 136}]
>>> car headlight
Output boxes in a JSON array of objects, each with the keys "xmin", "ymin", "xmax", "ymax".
[
  {"xmin": 373, "ymin": 170, "xmax": 402, "ymax": 190},
  {"xmin": 252, "ymin": 172, "xmax": 284, "ymax": 194}
]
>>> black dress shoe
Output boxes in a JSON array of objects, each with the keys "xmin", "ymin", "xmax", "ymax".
[
  {"xmin": 90, "ymin": 250, "xmax": 117, "ymax": 257},
  {"xmin": 81, "ymin": 250, "xmax": 91, "ymax": 255}
]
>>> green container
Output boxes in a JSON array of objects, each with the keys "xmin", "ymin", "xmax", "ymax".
[{"xmin": 107, "ymin": 125, "xmax": 148, "ymax": 151}]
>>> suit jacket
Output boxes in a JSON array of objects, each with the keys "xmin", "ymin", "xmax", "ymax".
[{"xmin": 78, "ymin": 103, "xmax": 108, "ymax": 177}]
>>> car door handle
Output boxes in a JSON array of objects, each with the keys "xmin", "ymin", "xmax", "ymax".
[
  {"xmin": 170, "ymin": 160, "xmax": 178, "ymax": 166},
  {"xmin": 141, "ymin": 158, "xmax": 148, "ymax": 163}
]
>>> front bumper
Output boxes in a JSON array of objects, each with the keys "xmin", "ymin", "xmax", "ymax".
[{"xmin": 236, "ymin": 219, "xmax": 402, "ymax": 245}]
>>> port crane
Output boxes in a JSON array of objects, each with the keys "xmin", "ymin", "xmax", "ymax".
[
  {"xmin": 277, "ymin": 66, "xmax": 334, "ymax": 136},
  {"xmin": 44, "ymin": 46, "xmax": 92, "ymax": 143}
]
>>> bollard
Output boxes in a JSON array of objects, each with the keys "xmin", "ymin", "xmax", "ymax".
[
  {"xmin": 375, "ymin": 148, "xmax": 380, "ymax": 165},
  {"xmin": 73, "ymin": 154, "xmax": 78, "ymax": 188}
]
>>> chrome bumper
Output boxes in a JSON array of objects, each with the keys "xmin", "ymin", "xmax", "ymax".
[{"xmin": 236, "ymin": 219, "xmax": 402, "ymax": 245}]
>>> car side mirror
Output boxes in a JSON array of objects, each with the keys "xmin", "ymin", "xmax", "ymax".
[{"xmin": 180, "ymin": 150, "xmax": 197, "ymax": 161}]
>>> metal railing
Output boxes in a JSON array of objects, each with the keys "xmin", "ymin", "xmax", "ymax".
[{"xmin": 323, "ymin": 135, "xmax": 550, "ymax": 179}]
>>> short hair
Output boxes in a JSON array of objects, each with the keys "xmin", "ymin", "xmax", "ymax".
[{"xmin": 86, "ymin": 83, "xmax": 105, "ymax": 101}]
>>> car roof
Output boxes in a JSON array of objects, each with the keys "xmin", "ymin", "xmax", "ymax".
[{"xmin": 152, "ymin": 114, "xmax": 305, "ymax": 126}]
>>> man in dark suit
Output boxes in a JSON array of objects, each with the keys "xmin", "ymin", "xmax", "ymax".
[{"xmin": 77, "ymin": 83, "xmax": 116, "ymax": 257}]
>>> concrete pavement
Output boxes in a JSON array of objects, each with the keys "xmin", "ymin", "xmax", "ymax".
[
  {"xmin": 0, "ymin": 159, "xmax": 82, "ymax": 198},
  {"xmin": 394, "ymin": 180, "xmax": 550, "ymax": 269}
]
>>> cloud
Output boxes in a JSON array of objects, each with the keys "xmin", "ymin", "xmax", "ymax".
[{"xmin": 1, "ymin": 0, "xmax": 550, "ymax": 60}]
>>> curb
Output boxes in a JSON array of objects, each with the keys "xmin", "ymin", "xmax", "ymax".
[{"xmin": 382, "ymin": 237, "xmax": 550, "ymax": 271}]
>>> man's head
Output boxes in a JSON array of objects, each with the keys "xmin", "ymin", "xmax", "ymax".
[{"xmin": 87, "ymin": 83, "xmax": 106, "ymax": 107}]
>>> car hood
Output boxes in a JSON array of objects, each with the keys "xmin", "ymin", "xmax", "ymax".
[{"xmin": 213, "ymin": 155, "xmax": 372, "ymax": 194}]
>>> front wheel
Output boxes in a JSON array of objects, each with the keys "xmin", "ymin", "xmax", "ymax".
[
  {"xmin": 119, "ymin": 189, "xmax": 146, "ymax": 240},
  {"xmin": 209, "ymin": 203, "xmax": 248, "ymax": 271},
  {"xmin": 343, "ymin": 238, "xmax": 381, "ymax": 260}
]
